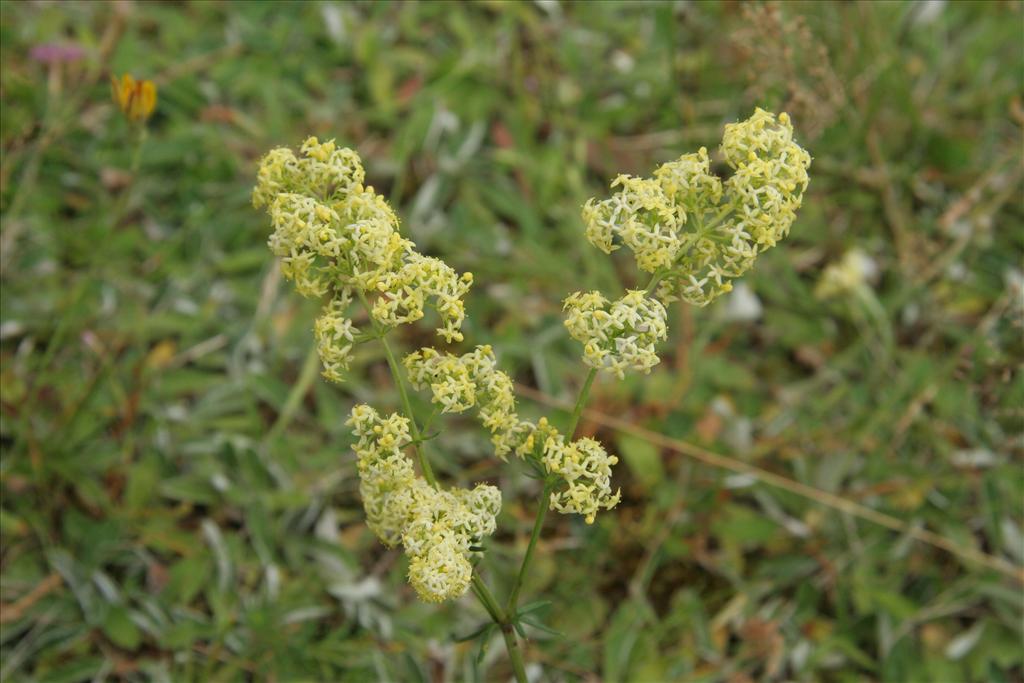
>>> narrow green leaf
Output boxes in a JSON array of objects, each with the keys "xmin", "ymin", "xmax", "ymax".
[
  {"xmin": 453, "ymin": 622, "xmax": 492, "ymax": 643},
  {"xmin": 519, "ymin": 615, "xmax": 563, "ymax": 637},
  {"xmin": 516, "ymin": 600, "xmax": 552, "ymax": 617},
  {"xmin": 103, "ymin": 606, "xmax": 142, "ymax": 651}
]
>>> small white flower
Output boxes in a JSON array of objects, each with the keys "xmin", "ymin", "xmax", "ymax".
[{"xmin": 815, "ymin": 248, "xmax": 878, "ymax": 299}]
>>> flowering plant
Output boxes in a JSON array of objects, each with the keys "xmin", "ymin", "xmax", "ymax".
[
  {"xmin": 111, "ymin": 73, "xmax": 157, "ymax": 124},
  {"xmin": 254, "ymin": 108, "xmax": 810, "ymax": 680}
]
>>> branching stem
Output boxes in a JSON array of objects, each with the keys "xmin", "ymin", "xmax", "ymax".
[
  {"xmin": 355, "ymin": 290, "xmax": 437, "ymax": 488},
  {"xmin": 565, "ymin": 367, "xmax": 599, "ymax": 439},
  {"xmin": 353, "ymin": 300, "xmax": 604, "ymax": 683},
  {"xmin": 488, "ymin": 367, "xmax": 600, "ymax": 680},
  {"xmin": 506, "ymin": 479, "xmax": 554, "ymax": 615},
  {"xmin": 471, "ymin": 574, "xmax": 528, "ymax": 683}
]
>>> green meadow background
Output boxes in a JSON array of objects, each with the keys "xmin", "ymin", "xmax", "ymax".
[{"xmin": 1, "ymin": 2, "xmax": 1022, "ymax": 681}]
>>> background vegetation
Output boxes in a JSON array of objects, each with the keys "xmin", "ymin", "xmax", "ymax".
[{"xmin": 1, "ymin": 1, "xmax": 1022, "ymax": 681}]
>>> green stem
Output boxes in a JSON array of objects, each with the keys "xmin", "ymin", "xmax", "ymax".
[
  {"xmin": 488, "ymin": 367, "xmax": 600, "ymax": 681},
  {"xmin": 702, "ymin": 205, "xmax": 733, "ymax": 232},
  {"xmin": 642, "ymin": 271, "xmax": 664, "ymax": 295},
  {"xmin": 565, "ymin": 367, "xmax": 598, "ymax": 439},
  {"xmin": 505, "ymin": 369, "xmax": 595, "ymax": 608},
  {"xmin": 506, "ymin": 369, "xmax": 598, "ymax": 618},
  {"xmin": 421, "ymin": 406, "xmax": 439, "ymax": 437},
  {"xmin": 267, "ymin": 344, "xmax": 319, "ymax": 441},
  {"xmin": 471, "ymin": 574, "xmax": 528, "ymax": 683},
  {"xmin": 853, "ymin": 285, "xmax": 894, "ymax": 360},
  {"xmin": 506, "ymin": 479, "xmax": 554, "ymax": 615},
  {"xmin": 110, "ymin": 125, "xmax": 148, "ymax": 227},
  {"xmin": 129, "ymin": 125, "xmax": 148, "ymax": 176},
  {"xmin": 499, "ymin": 622, "xmax": 529, "ymax": 683},
  {"xmin": 355, "ymin": 290, "xmax": 437, "ymax": 488},
  {"xmin": 471, "ymin": 574, "xmax": 504, "ymax": 623}
]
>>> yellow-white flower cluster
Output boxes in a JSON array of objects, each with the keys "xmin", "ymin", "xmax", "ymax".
[
  {"xmin": 582, "ymin": 109, "xmax": 811, "ymax": 308},
  {"xmin": 720, "ymin": 109, "xmax": 811, "ymax": 250},
  {"xmin": 582, "ymin": 174, "xmax": 682, "ymax": 273},
  {"xmin": 254, "ymin": 137, "xmax": 474, "ymax": 383},
  {"xmin": 313, "ymin": 292, "xmax": 357, "ymax": 383},
  {"xmin": 562, "ymin": 290, "xmax": 668, "ymax": 379},
  {"xmin": 347, "ymin": 404, "xmax": 501, "ymax": 603},
  {"xmin": 404, "ymin": 347, "xmax": 621, "ymax": 524},
  {"xmin": 372, "ymin": 254, "xmax": 473, "ymax": 343},
  {"xmin": 541, "ymin": 434, "xmax": 621, "ymax": 524},
  {"xmin": 814, "ymin": 248, "xmax": 876, "ymax": 299},
  {"xmin": 404, "ymin": 345, "xmax": 532, "ymax": 460},
  {"xmin": 256, "ymin": 112, "xmax": 809, "ymax": 606}
]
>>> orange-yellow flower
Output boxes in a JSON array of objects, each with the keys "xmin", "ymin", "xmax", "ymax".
[{"xmin": 110, "ymin": 74, "xmax": 156, "ymax": 123}]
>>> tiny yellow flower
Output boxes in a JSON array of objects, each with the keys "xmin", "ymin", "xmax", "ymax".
[{"xmin": 110, "ymin": 74, "xmax": 156, "ymax": 123}]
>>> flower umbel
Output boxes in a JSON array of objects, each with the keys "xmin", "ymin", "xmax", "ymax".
[
  {"xmin": 404, "ymin": 346, "xmax": 623, "ymax": 523},
  {"xmin": 582, "ymin": 108, "xmax": 811, "ymax": 308},
  {"xmin": 255, "ymin": 137, "xmax": 474, "ymax": 380},
  {"xmin": 404, "ymin": 345, "xmax": 535, "ymax": 460},
  {"xmin": 562, "ymin": 289, "xmax": 668, "ymax": 379},
  {"xmin": 541, "ymin": 435, "xmax": 621, "ymax": 524},
  {"xmin": 347, "ymin": 405, "xmax": 501, "ymax": 602}
]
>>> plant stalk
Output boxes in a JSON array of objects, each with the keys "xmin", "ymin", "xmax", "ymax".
[
  {"xmin": 508, "ymin": 367, "xmax": 597, "ymax": 606},
  {"xmin": 355, "ymin": 290, "xmax": 437, "ymax": 487},
  {"xmin": 565, "ymin": 367, "xmax": 598, "ymax": 439},
  {"xmin": 506, "ymin": 479, "xmax": 554, "ymax": 615},
  {"xmin": 643, "ymin": 271, "xmax": 664, "ymax": 294},
  {"xmin": 471, "ymin": 574, "xmax": 528, "ymax": 683},
  {"xmin": 110, "ymin": 124, "xmax": 149, "ymax": 228},
  {"xmin": 470, "ymin": 574, "xmax": 503, "ymax": 623},
  {"xmin": 499, "ymin": 622, "xmax": 529, "ymax": 683},
  {"xmin": 489, "ymin": 367, "xmax": 599, "ymax": 680}
]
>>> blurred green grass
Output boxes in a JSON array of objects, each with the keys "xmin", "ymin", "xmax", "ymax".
[{"xmin": 1, "ymin": 1, "xmax": 1022, "ymax": 681}]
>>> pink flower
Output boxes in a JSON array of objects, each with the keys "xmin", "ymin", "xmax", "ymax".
[{"xmin": 29, "ymin": 43, "xmax": 85, "ymax": 65}]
